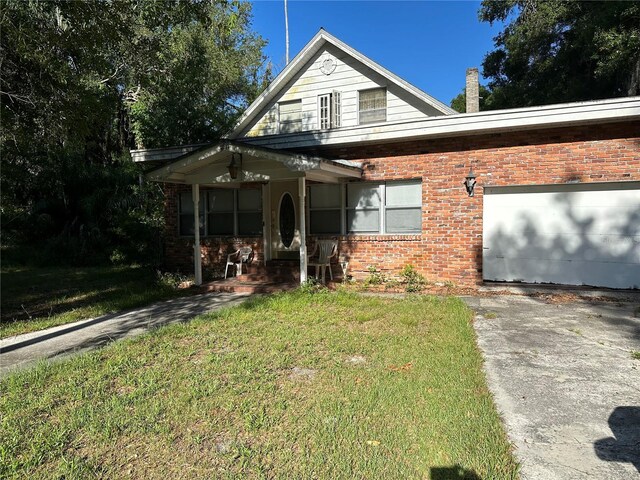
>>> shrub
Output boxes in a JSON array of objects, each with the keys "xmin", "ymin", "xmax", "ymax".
[
  {"xmin": 364, "ymin": 265, "xmax": 386, "ymax": 286},
  {"xmin": 400, "ymin": 264, "xmax": 426, "ymax": 293}
]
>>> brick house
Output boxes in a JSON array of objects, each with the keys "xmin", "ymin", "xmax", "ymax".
[{"xmin": 132, "ymin": 30, "xmax": 640, "ymax": 290}]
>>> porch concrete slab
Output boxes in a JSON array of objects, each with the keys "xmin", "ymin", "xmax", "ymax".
[
  {"xmin": 464, "ymin": 295, "xmax": 640, "ymax": 479},
  {"xmin": 0, "ymin": 292, "xmax": 250, "ymax": 377}
]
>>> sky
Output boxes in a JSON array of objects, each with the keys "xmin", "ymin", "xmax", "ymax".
[{"xmin": 249, "ymin": 0, "xmax": 505, "ymax": 106}]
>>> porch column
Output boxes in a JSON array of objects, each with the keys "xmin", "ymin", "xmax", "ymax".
[
  {"xmin": 298, "ymin": 177, "xmax": 307, "ymax": 284},
  {"xmin": 192, "ymin": 183, "xmax": 202, "ymax": 286}
]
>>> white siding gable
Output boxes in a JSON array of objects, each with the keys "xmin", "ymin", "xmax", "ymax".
[{"xmin": 241, "ymin": 44, "xmax": 447, "ymax": 138}]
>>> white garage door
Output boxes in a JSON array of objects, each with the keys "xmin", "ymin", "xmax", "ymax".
[{"xmin": 483, "ymin": 182, "xmax": 640, "ymax": 289}]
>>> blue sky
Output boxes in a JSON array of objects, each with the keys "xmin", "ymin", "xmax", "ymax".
[{"xmin": 250, "ymin": 0, "xmax": 505, "ymax": 106}]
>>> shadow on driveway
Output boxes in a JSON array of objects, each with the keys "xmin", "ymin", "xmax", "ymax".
[{"xmin": 594, "ymin": 406, "xmax": 640, "ymax": 473}]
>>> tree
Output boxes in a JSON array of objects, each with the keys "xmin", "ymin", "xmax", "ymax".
[
  {"xmin": 450, "ymin": 85, "xmax": 493, "ymax": 113},
  {"xmin": 479, "ymin": 0, "xmax": 640, "ymax": 108},
  {"xmin": 1, "ymin": 0, "xmax": 269, "ymax": 264}
]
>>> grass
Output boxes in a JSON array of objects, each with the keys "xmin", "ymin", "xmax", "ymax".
[
  {"xmin": 631, "ymin": 351, "xmax": 640, "ymax": 360},
  {"xmin": 1, "ymin": 265, "xmax": 192, "ymax": 338},
  {"xmin": 0, "ymin": 291, "xmax": 519, "ymax": 479}
]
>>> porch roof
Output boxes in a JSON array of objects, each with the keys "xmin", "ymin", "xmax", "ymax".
[{"xmin": 145, "ymin": 140, "xmax": 362, "ymax": 185}]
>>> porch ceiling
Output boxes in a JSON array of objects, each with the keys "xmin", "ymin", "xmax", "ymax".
[{"xmin": 145, "ymin": 140, "xmax": 362, "ymax": 185}]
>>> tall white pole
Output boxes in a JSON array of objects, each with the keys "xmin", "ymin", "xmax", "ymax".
[
  {"xmin": 298, "ymin": 177, "xmax": 307, "ymax": 284},
  {"xmin": 284, "ymin": 0, "xmax": 289, "ymax": 64},
  {"xmin": 192, "ymin": 184, "xmax": 202, "ymax": 286}
]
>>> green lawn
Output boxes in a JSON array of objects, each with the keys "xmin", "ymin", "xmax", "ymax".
[
  {"xmin": 1, "ymin": 265, "xmax": 191, "ymax": 338},
  {"xmin": 0, "ymin": 291, "xmax": 519, "ymax": 479}
]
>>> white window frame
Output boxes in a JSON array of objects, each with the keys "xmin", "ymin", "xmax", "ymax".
[
  {"xmin": 307, "ymin": 180, "xmax": 422, "ymax": 235},
  {"xmin": 318, "ymin": 91, "xmax": 341, "ymax": 130},
  {"xmin": 318, "ymin": 94, "xmax": 331, "ymax": 130},
  {"xmin": 179, "ymin": 188, "xmax": 262, "ymax": 237},
  {"xmin": 358, "ymin": 87, "xmax": 387, "ymax": 125}
]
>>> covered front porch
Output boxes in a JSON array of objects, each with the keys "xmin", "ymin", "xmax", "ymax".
[{"xmin": 146, "ymin": 140, "xmax": 362, "ymax": 286}]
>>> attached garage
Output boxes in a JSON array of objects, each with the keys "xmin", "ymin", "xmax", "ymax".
[{"xmin": 483, "ymin": 182, "xmax": 640, "ymax": 289}]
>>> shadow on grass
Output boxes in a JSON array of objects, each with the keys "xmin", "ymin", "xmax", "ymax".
[
  {"xmin": 430, "ymin": 465, "xmax": 481, "ymax": 479},
  {"xmin": 1, "ymin": 292, "xmax": 251, "ymax": 361},
  {"xmin": 1, "ymin": 266, "xmax": 170, "ymax": 322}
]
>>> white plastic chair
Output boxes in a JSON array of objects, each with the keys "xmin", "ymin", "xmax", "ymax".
[
  {"xmin": 224, "ymin": 246, "xmax": 253, "ymax": 279},
  {"xmin": 308, "ymin": 239, "xmax": 338, "ymax": 283}
]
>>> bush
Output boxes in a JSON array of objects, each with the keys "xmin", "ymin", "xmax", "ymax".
[
  {"xmin": 400, "ymin": 264, "xmax": 426, "ymax": 293},
  {"xmin": 364, "ymin": 265, "xmax": 386, "ymax": 286}
]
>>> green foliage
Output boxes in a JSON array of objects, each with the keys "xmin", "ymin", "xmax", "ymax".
[
  {"xmin": 450, "ymin": 85, "xmax": 494, "ymax": 112},
  {"xmin": 1, "ymin": 0, "xmax": 269, "ymax": 265},
  {"xmin": 364, "ymin": 265, "xmax": 386, "ymax": 286},
  {"xmin": 299, "ymin": 277, "xmax": 328, "ymax": 294},
  {"xmin": 479, "ymin": 0, "xmax": 640, "ymax": 108},
  {"xmin": 399, "ymin": 264, "xmax": 426, "ymax": 293}
]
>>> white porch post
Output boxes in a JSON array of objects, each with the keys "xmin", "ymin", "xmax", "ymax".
[
  {"xmin": 298, "ymin": 177, "xmax": 307, "ymax": 284},
  {"xmin": 192, "ymin": 183, "xmax": 202, "ymax": 286}
]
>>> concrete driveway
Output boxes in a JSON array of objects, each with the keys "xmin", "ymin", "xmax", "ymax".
[{"xmin": 465, "ymin": 294, "xmax": 640, "ymax": 480}]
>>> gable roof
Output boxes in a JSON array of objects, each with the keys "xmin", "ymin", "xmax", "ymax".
[
  {"xmin": 229, "ymin": 29, "xmax": 456, "ymax": 138},
  {"xmin": 144, "ymin": 140, "xmax": 362, "ymax": 184}
]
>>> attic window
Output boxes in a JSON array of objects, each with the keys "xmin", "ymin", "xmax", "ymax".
[
  {"xmin": 318, "ymin": 91, "xmax": 341, "ymax": 129},
  {"xmin": 279, "ymin": 100, "xmax": 302, "ymax": 133},
  {"xmin": 359, "ymin": 87, "xmax": 386, "ymax": 124}
]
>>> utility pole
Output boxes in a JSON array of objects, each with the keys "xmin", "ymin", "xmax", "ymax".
[{"xmin": 284, "ymin": 0, "xmax": 289, "ymax": 64}]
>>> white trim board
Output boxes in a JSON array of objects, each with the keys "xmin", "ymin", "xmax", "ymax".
[{"xmin": 238, "ymin": 96, "xmax": 640, "ymax": 150}]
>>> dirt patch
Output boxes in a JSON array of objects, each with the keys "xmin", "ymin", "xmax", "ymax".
[
  {"xmin": 346, "ymin": 355, "xmax": 367, "ymax": 365},
  {"xmin": 289, "ymin": 367, "xmax": 317, "ymax": 380}
]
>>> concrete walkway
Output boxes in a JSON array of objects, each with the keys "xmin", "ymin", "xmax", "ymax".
[
  {"xmin": 465, "ymin": 294, "xmax": 640, "ymax": 480},
  {"xmin": 0, "ymin": 292, "xmax": 250, "ymax": 377}
]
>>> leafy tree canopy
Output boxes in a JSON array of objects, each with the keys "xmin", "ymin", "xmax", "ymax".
[
  {"xmin": 1, "ymin": 0, "xmax": 269, "ymax": 265},
  {"xmin": 479, "ymin": 0, "xmax": 640, "ymax": 108}
]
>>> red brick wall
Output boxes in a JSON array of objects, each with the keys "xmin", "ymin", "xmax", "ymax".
[
  {"xmin": 162, "ymin": 121, "xmax": 639, "ymax": 285},
  {"xmin": 321, "ymin": 121, "xmax": 639, "ymax": 285}
]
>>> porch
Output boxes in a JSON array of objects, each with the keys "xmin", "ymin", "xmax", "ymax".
[
  {"xmin": 199, "ymin": 258, "xmax": 347, "ymax": 294},
  {"xmin": 146, "ymin": 140, "xmax": 362, "ymax": 286}
]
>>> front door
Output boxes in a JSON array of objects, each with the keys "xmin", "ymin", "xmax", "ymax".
[{"xmin": 270, "ymin": 180, "xmax": 301, "ymax": 260}]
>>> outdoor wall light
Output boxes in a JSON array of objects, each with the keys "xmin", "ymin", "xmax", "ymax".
[
  {"xmin": 464, "ymin": 167, "xmax": 477, "ymax": 197},
  {"xmin": 227, "ymin": 153, "xmax": 242, "ymax": 180}
]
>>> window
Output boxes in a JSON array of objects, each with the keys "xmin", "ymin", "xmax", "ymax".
[
  {"xmin": 358, "ymin": 87, "xmax": 386, "ymax": 124},
  {"xmin": 318, "ymin": 91, "xmax": 341, "ymax": 129},
  {"xmin": 309, "ymin": 184, "xmax": 342, "ymax": 234},
  {"xmin": 308, "ymin": 181, "xmax": 422, "ymax": 235},
  {"xmin": 279, "ymin": 100, "xmax": 302, "ymax": 133},
  {"xmin": 237, "ymin": 189, "xmax": 263, "ymax": 235},
  {"xmin": 384, "ymin": 182, "xmax": 422, "ymax": 233},
  {"xmin": 208, "ymin": 189, "xmax": 235, "ymax": 235},
  {"xmin": 179, "ymin": 188, "xmax": 262, "ymax": 236},
  {"xmin": 347, "ymin": 183, "xmax": 381, "ymax": 233}
]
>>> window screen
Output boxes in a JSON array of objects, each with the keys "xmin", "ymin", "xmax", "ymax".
[
  {"xmin": 279, "ymin": 100, "xmax": 302, "ymax": 133},
  {"xmin": 237, "ymin": 189, "xmax": 262, "ymax": 236},
  {"xmin": 359, "ymin": 88, "xmax": 386, "ymax": 124},
  {"xmin": 347, "ymin": 183, "xmax": 381, "ymax": 233},
  {"xmin": 385, "ymin": 181, "xmax": 421, "ymax": 233},
  {"xmin": 208, "ymin": 189, "xmax": 234, "ymax": 235},
  {"xmin": 309, "ymin": 184, "xmax": 341, "ymax": 234}
]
